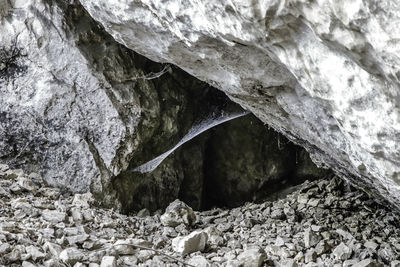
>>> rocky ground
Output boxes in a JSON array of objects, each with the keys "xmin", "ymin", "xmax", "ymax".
[{"xmin": 1, "ymin": 164, "xmax": 400, "ymax": 267}]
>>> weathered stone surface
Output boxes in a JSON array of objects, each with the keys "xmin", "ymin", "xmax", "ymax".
[
  {"xmin": 100, "ymin": 256, "xmax": 117, "ymax": 267},
  {"xmin": 42, "ymin": 210, "xmax": 67, "ymax": 223},
  {"xmin": 333, "ymin": 243, "xmax": 353, "ymax": 260},
  {"xmin": 0, "ymin": 0, "xmax": 330, "ymax": 214},
  {"xmin": 172, "ymin": 230, "xmax": 208, "ymax": 255},
  {"xmin": 237, "ymin": 248, "xmax": 266, "ymax": 267},
  {"xmin": 79, "ymin": 0, "xmax": 400, "ymax": 208},
  {"xmin": 160, "ymin": 199, "xmax": 196, "ymax": 227},
  {"xmin": 0, "ymin": 0, "xmax": 221, "ymax": 211},
  {"xmin": 0, "ymin": 167, "xmax": 398, "ymax": 266},
  {"xmin": 59, "ymin": 247, "xmax": 85, "ymax": 265}
]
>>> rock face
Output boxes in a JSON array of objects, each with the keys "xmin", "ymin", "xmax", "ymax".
[
  {"xmin": 0, "ymin": 0, "xmax": 329, "ymax": 212},
  {"xmin": 0, "ymin": 0, "xmax": 148, "ymax": 203},
  {"xmin": 79, "ymin": 0, "xmax": 400, "ymax": 208}
]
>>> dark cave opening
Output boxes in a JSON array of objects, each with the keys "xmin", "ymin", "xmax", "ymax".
[{"xmin": 113, "ymin": 83, "xmax": 331, "ymax": 214}]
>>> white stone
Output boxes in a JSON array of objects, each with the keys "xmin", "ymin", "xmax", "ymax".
[
  {"xmin": 42, "ymin": 210, "xmax": 67, "ymax": 223},
  {"xmin": 72, "ymin": 193, "xmax": 94, "ymax": 208},
  {"xmin": 100, "ymin": 256, "xmax": 117, "ymax": 267},
  {"xmin": 113, "ymin": 240, "xmax": 136, "ymax": 255},
  {"xmin": 25, "ymin": 245, "xmax": 45, "ymax": 261},
  {"xmin": 44, "ymin": 242, "xmax": 62, "ymax": 258},
  {"xmin": 59, "ymin": 247, "xmax": 85, "ymax": 265},
  {"xmin": 172, "ymin": 230, "xmax": 208, "ymax": 255},
  {"xmin": 187, "ymin": 255, "xmax": 211, "ymax": 267},
  {"xmin": 333, "ymin": 242, "xmax": 353, "ymax": 260}
]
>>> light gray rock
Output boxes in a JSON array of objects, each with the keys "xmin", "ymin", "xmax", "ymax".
[
  {"xmin": 59, "ymin": 247, "xmax": 85, "ymax": 265},
  {"xmin": 304, "ymin": 229, "xmax": 321, "ymax": 248},
  {"xmin": 161, "ymin": 200, "xmax": 196, "ymax": 227},
  {"xmin": 119, "ymin": 256, "xmax": 138, "ymax": 266},
  {"xmin": 188, "ymin": 255, "xmax": 211, "ymax": 267},
  {"xmin": 25, "ymin": 245, "xmax": 45, "ymax": 261},
  {"xmin": 236, "ymin": 248, "xmax": 266, "ymax": 267},
  {"xmin": 280, "ymin": 259, "xmax": 298, "ymax": 267},
  {"xmin": 352, "ymin": 259, "xmax": 383, "ymax": 267},
  {"xmin": 18, "ymin": 177, "xmax": 38, "ymax": 193},
  {"xmin": 72, "ymin": 193, "xmax": 94, "ymax": 208},
  {"xmin": 204, "ymin": 226, "xmax": 224, "ymax": 247},
  {"xmin": 42, "ymin": 210, "xmax": 67, "ymax": 223},
  {"xmin": 270, "ymin": 209, "xmax": 285, "ymax": 220},
  {"xmin": 44, "ymin": 242, "xmax": 62, "ymax": 259},
  {"xmin": 66, "ymin": 234, "xmax": 89, "ymax": 245},
  {"xmin": 315, "ymin": 240, "xmax": 330, "ymax": 255},
  {"xmin": 172, "ymin": 230, "xmax": 208, "ymax": 255},
  {"xmin": 305, "ymin": 250, "xmax": 317, "ymax": 263},
  {"xmin": 0, "ymin": 243, "xmax": 11, "ymax": 255},
  {"xmin": 80, "ymin": 0, "xmax": 400, "ymax": 209},
  {"xmin": 113, "ymin": 240, "xmax": 136, "ymax": 255},
  {"xmin": 100, "ymin": 256, "xmax": 117, "ymax": 267},
  {"xmin": 22, "ymin": 261, "xmax": 36, "ymax": 267},
  {"xmin": 332, "ymin": 242, "xmax": 352, "ymax": 260},
  {"xmin": 364, "ymin": 241, "xmax": 379, "ymax": 250}
]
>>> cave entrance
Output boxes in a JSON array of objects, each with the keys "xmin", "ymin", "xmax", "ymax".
[{"xmin": 112, "ymin": 72, "xmax": 330, "ymax": 214}]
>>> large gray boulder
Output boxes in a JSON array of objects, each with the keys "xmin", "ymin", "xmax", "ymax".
[
  {"xmin": 0, "ymin": 0, "xmax": 194, "ymax": 208},
  {"xmin": 79, "ymin": 0, "xmax": 400, "ymax": 207}
]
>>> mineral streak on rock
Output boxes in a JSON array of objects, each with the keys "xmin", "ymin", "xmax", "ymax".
[{"xmin": 79, "ymin": 0, "xmax": 400, "ymax": 207}]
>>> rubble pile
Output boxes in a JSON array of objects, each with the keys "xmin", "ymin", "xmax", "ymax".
[{"xmin": 0, "ymin": 164, "xmax": 399, "ymax": 266}]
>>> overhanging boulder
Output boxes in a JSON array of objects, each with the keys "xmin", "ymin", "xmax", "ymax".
[{"xmin": 79, "ymin": 0, "xmax": 400, "ymax": 207}]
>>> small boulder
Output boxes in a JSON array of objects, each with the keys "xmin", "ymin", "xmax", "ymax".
[
  {"xmin": 17, "ymin": 177, "xmax": 38, "ymax": 192},
  {"xmin": 188, "ymin": 255, "xmax": 211, "ymax": 267},
  {"xmin": 100, "ymin": 256, "xmax": 117, "ymax": 267},
  {"xmin": 113, "ymin": 240, "xmax": 136, "ymax": 255},
  {"xmin": 333, "ymin": 242, "xmax": 352, "ymax": 260},
  {"xmin": 172, "ymin": 230, "xmax": 208, "ymax": 255},
  {"xmin": 352, "ymin": 258, "xmax": 383, "ymax": 267},
  {"xmin": 304, "ymin": 228, "xmax": 321, "ymax": 248},
  {"xmin": 59, "ymin": 247, "xmax": 84, "ymax": 265},
  {"xmin": 72, "ymin": 193, "xmax": 94, "ymax": 208},
  {"xmin": 161, "ymin": 199, "xmax": 196, "ymax": 227},
  {"xmin": 42, "ymin": 210, "xmax": 67, "ymax": 223},
  {"xmin": 236, "ymin": 248, "xmax": 266, "ymax": 267},
  {"xmin": 25, "ymin": 246, "xmax": 45, "ymax": 261}
]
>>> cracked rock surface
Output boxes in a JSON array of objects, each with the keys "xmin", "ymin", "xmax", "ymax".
[
  {"xmin": 79, "ymin": 0, "xmax": 400, "ymax": 208},
  {"xmin": 0, "ymin": 0, "xmax": 328, "ymax": 213},
  {"xmin": 1, "ymin": 165, "xmax": 399, "ymax": 266}
]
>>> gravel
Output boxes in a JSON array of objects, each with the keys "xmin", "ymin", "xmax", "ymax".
[{"xmin": 0, "ymin": 165, "xmax": 399, "ymax": 266}]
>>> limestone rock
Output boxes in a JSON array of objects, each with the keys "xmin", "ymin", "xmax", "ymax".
[
  {"xmin": 113, "ymin": 240, "xmax": 136, "ymax": 255},
  {"xmin": 236, "ymin": 248, "xmax": 266, "ymax": 267},
  {"xmin": 160, "ymin": 200, "xmax": 196, "ymax": 227},
  {"xmin": 304, "ymin": 229, "xmax": 321, "ymax": 248},
  {"xmin": 25, "ymin": 246, "xmax": 45, "ymax": 261},
  {"xmin": 352, "ymin": 259, "xmax": 383, "ymax": 267},
  {"xmin": 72, "ymin": 193, "xmax": 94, "ymax": 208},
  {"xmin": 172, "ymin": 230, "xmax": 208, "ymax": 255},
  {"xmin": 80, "ymin": 0, "xmax": 400, "ymax": 209},
  {"xmin": 42, "ymin": 210, "xmax": 67, "ymax": 223},
  {"xmin": 100, "ymin": 256, "xmax": 117, "ymax": 267},
  {"xmin": 59, "ymin": 247, "xmax": 85, "ymax": 265},
  {"xmin": 333, "ymin": 243, "xmax": 353, "ymax": 260},
  {"xmin": 187, "ymin": 255, "xmax": 211, "ymax": 267}
]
